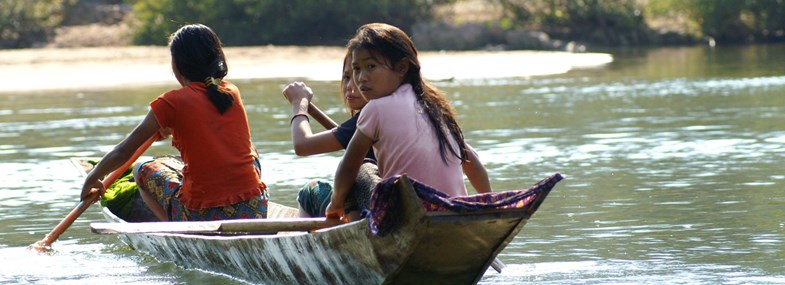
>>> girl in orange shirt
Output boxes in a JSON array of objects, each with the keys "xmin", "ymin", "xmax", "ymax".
[{"xmin": 80, "ymin": 24, "xmax": 268, "ymax": 221}]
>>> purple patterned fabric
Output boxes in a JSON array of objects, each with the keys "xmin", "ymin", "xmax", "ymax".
[{"xmin": 367, "ymin": 173, "xmax": 564, "ymax": 236}]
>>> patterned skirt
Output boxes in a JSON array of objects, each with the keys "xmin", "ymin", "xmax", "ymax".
[{"xmin": 135, "ymin": 156, "xmax": 268, "ymax": 221}]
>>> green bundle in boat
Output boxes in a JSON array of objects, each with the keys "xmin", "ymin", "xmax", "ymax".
[{"xmin": 99, "ymin": 165, "xmax": 138, "ymax": 218}]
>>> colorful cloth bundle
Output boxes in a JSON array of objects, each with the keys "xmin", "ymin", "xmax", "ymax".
[{"xmin": 367, "ymin": 173, "xmax": 564, "ymax": 236}]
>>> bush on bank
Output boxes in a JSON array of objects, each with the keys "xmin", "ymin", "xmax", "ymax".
[
  {"xmin": 648, "ymin": 0, "xmax": 785, "ymax": 43},
  {"xmin": 0, "ymin": 0, "xmax": 67, "ymax": 48},
  {"xmin": 130, "ymin": 0, "xmax": 451, "ymax": 46},
  {"xmin": 499, "ymin": 0, "xmax": 649, "ymax": 46},
  {"xmin": 495, "ymin": 0, "xmax": 785, "ymax": 46},
  {"xmin": 2, "ymin": 0, "xmax": 785, "ymax": 49}
]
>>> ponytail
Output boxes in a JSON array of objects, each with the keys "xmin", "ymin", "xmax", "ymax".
[{"xmin": 203, "ymin": 75, "xmax": 233, "ymax": 114}]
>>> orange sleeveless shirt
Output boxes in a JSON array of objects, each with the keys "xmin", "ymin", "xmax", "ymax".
[{"xmin": 150, "ymin": 81, "xmax": 266, "ymax": 209}]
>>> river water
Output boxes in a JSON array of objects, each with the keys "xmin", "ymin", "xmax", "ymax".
[{"xmin": 1, "ymin": 44, "xmax": 784, "ymax": 284}]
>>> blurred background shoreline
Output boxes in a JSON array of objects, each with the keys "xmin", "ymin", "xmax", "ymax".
[
  {"xmin": 4, "ymin": 0, "xmax": 782, "ymax": 93},
  {"xmin": 6, "ymin": 0, "xmax": 784, "ymax": 51},
  {"xmin": 0, "ymin": 46, "xmax": 613, "ymax": 93}
]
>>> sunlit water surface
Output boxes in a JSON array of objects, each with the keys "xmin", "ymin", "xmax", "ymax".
[{"xmin": 1, "ymin": 44, "xmax": 784, "ymax": 284}]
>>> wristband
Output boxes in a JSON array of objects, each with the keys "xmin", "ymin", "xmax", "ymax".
[{"xmin": 290, "ymin": 113, "xmax": 309, "ymax": 125}]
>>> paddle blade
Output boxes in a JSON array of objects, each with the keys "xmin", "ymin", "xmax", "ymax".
[
  {"xmin": 29, "ymin": 195, "xmax": 98, "ymax": 252},
  {"xmin": 490, "ymin": 258, "xmax": 506, "ymax": 273},
  {"xmin": 30, "ymin": 133, "xmax": 159, "ymax": 251},
  {"xmin": 28, "ymin": 240, "xmax": 53, "ymax": 253}
]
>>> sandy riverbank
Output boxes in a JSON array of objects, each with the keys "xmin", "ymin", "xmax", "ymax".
[{"xmin": 0, "ymin": 46, "xmax": 612, "ymax": 94}]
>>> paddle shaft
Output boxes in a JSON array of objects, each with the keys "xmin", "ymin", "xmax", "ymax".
[
  {"xmin": 91, "ymin": 217, "xmax": 343, "ymax": 235},
  {"xmin": 307, "ymin": 102, "xmax": 338, "ymax": 130},
  {"xmin": 35, "ymin": 134, "xmax": 159, "ymax": 248},
  {"xmin": 490, "ymin": 258, "xmax": 505, "ymax": 273}
]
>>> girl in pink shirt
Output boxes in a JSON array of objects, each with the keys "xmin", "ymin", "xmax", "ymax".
[{"xmin": 326, "ymin": 23, "xmax": 492, "ymax": 220}]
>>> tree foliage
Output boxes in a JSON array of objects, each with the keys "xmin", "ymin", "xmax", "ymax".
[
  {"xmin": 130, "ymin": 0, "xmax": 450, "ymax": 46},
  {"xmin": 3, "ymin": 0, "xmax": 783, "ymax": 49},
  {"xmin": 669, "ymin": 0, "xmax": 785, "ymax": 42},
  {"xmin": 499, "ymin": 0, "xmax": 649, "ymax": 45},
  {"xmin": 0, "ymin": 0, "xmax": 70, "ymax": 48},
  {"xmin": 499, "ymin": 0, "xmax": 785, "ymax": 45},
  {"xmin": 650, "ymin": 0, "xmax": 785, "ymax": 42}
]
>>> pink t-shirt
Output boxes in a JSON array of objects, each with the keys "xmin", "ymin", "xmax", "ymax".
[{"xmin": 357, "ymin": 84, "xmax": 467, "ymax": 196}]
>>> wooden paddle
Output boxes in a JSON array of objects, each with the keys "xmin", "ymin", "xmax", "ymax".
[
  {"xmin": 91, "ymin": 217, "xmax": 343, "ymax": 235},
  {"xmin": 30, "ymin": 134, "xmax": 159, "ymax": 251},
  {"xmin": 307, "ymin": 102, "xmax": 338, "ymax": 130},
  {"xmin": 490, "ymin": 258, "xmax": 505, "ymax": 273}
]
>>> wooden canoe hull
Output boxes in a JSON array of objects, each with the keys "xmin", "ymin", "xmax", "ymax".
[
  {"xmin": 84, "ymin": 157, "xmax": 560, "ymax": 285},
  {"xmin": 104, "ymin": 217, "xmax": 530, "ymax": 285},
  {"xmin": 106, "ymin": 211, "xmax": 390, "ymax": 284},
  {"xmin": 102, "ymin": 188, "xmax": 545, "ymax": 285},
  {"xmin": 388, "ymin": 212, "xmax": 531, "ymax": 284},
  {"xmin": 101, "ymin": 194, "xmax": 423, "ymax": 284},
  {"xmin": 100, "ymin": 175, "xmax": 428, "ymax": 285}
]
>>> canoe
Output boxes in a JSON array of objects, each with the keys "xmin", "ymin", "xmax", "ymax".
[{"xmin": 75, "ymin": 158, "xmax": 563, "ymax": 284}]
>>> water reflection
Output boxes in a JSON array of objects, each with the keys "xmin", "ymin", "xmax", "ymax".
[
  {"xmin": 1, "ymin": 44, "xmax": 785, "ymax": 284},
  {"xmin": 480, "ymin": 260, "xmax": 781, "ymax": 285}
]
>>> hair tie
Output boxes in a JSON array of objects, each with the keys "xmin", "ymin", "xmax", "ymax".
[{"xmin": 204, "ymin": 76, "xmax": 222, "ymax": 87}]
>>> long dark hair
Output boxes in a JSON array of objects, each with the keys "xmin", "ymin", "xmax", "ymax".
[
  {"xmin": 347, "ymin": 23, "xmax": 467, "ymax": 164},
  {"xmin": 169, "ymin": 24, "xmax": 233, "ymax": 114},
  {"xmin": 340, "ymin": 50, "xmax": 353, "ymax": 116}
]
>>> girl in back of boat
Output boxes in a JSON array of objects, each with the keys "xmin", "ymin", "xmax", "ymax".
[
  {"xmin": 282, "ymin": 51, "xmax": 380, "ymax": 219},
  {"xmin": 325, "ymin": 23, "xmax": 492, "ymax": 220},
  {"xmin": 80, "ymin": 24, "xmax": 269, "ymax": 221}
]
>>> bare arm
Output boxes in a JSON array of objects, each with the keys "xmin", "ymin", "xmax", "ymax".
[
  {"xmin": 290, "ymin": 116, "xmax": 345, "ymax": 156},
  {"xmin": 284, "ymin": 82, "xmax": 344, "ymax": 156},
  {"xmin": 463, "ymin": 144, "xmax": 492, "ymax": 193},
  {"xmin": 81, "ymin": 111, "xmax": 161, "ymax": 201},
  {"xmin": 326, "ymin": 129, "xmax": 373, "ymax": 219}
]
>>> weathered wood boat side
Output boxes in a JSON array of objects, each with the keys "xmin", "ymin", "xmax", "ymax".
[
  {"xmin": 99, "ymin": 175, "xmax": 427, "ymax": 285},
  {"xmin": 80, "ymin": 156, "xmax": 561, "ymax": 285},
  {"xmin": 103, "ymin": 206, "xmax": 405, "ymax": 284},
  {"xmin": 384, "ymin": 176, "xmax": 554, "ymax": 285}
]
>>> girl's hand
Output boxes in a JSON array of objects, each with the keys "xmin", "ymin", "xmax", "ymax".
[
  {"xmin": 81, "ymin": 179, "xmax": 106, "ymax": 201},
  {"xmin": 324, "ymin": 200, "xmax": 345, "ymax": 221},
  {"xmin": 282, "ymin": 81, "xmax": 313, "ymax": 105}
]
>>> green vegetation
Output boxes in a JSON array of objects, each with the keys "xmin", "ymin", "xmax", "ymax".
[
  {"xmin": 2, "ymin": 0, "xmax": 784, "ymax": 49},
  {"xmin": 647, "ymin": 0, "xmax": 785, "ymax": 43},
  {"xmin": 499, "ymin": 0, "xmax": 785, "ymax": 45},
  {"xmin": 499, "ymin": 0, "xmax": 648, "ymax": 45},
  {"xmin": 0, "ymin": 0, "xmax": 69, "ymax": 48},
  {"xmin": 130, "ymin": 0, "xmax": 451, "ymax": 46}
]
